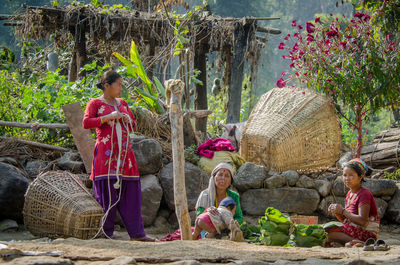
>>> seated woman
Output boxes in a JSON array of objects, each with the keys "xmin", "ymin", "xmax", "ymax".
[
  {"xmin": 326, "ymin": 158, "xmax": 379, "ymax": 246},
  {"xmin": 195, "ymin": 162, "xmax": 243, "ymax": 225}
]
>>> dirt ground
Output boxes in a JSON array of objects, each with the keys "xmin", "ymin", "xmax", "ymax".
[{"xmin": 1, "ymin": 225, "xmax": 400, "ymax": 265}]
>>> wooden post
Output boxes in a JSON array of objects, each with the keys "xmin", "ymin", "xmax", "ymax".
[
  {"xmin": 226, "ymin": 22, "xmax": 250, "ymax": 123},
  {"xmin": 68, "ymin": 24, "xmax": 87, "ymax": 82},
  {"xmin": 193, "ymin": 45, "xmax": 208, "ymax": 134},
  {"xmin": 165, "ymin": 79, "xmax": 192, "ymax": 240},
  {"xmin": 62, "ymin": 102, "xmax": 95, "ymax": 173}
]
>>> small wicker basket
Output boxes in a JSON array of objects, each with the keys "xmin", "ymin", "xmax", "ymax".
[
  {"xmin": 23, "ymin": 171, "xmax": 103, "ymax": 239},
  {"xmin": 240, "ymin": 87, "xmax": 341, "ymax": 173}
]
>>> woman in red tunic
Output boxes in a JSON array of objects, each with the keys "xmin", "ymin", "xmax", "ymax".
[
  {"xmin": 326, "ymin": 158, "xmax": 379, "ymax": 246},
  {"xmin": 83, "ymin": 70, "xmax": 155, "ymax": 241}
]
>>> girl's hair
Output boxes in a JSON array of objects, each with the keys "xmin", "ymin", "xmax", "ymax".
[
  {"xmin": 96, "ymin": 70, "xmax": 122, "ymax": 90},
  {"xmin": 343, "ymin": 158, "xmax": 372, "ymax": 181}
]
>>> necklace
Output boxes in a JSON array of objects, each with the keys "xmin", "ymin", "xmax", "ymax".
[
  {"xmin": 346, "ymin": 187, "xmax": 362, "ymax": 208},
  {"xmin": 102, "ymin": 95, "xmax": 118, "ymax": 106}
]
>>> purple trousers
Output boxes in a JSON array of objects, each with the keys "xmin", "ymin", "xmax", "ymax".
[{"xmin": 93, "ymin": 178, "xmax": 146, "ymax": 239}]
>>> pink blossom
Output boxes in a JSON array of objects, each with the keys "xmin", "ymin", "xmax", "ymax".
[
  {"xmin": 315, "ymin": 17, "xmax": 321, "ymax": 24},
  {"xmin": 365, "ymin": 129, "xmax": 369, "ymax": 135},
  {"xmin": 290, "ymin": 62, "xmax": 295, "ymax": 68},
  {"xmin": 298, "ymin": 25, "xmax": 303, "ymax": 30},
  {"xmin": 295, "ymin": 72, "xmax": 299, "ymax": 77},
  {"xmin": 326, "ymin": 30, "xmax": 338, "ymax": 38},
  {"xmin": 281, "ymin": 71, "xmax": 286, "ymax": 76},
  {"xmin": 302, "ymin": 91, "xmax": 305, "ymax": 94},
  {"xmin": 278, "ymin": 42, "xmax": 286, "ymax": 49},
  {"xmin": 292, "ymin": 43, "xmax": 299, "ymax": 52},
  {"xmin": 340, "ymin": 42, "xmax": 347, "ymax": 48},
  {"xmin": 307, "ymin": 34, "xmax": 315, "ymax": 42},
  {"xmin": 362, "ymin": 110, "xmax": 366, "ymax": 115},
  {"xmin": 284, "ymin": 34, "xmax": 291, "ymax": 40},
  {"xmin": 292, "ymin": 20, "xmax": 297, "ymax": 27},
  {"xmin": 282, "ymin": 55, "xmax": 290, "ymax": 59},
  {"xmin": 306, "ymin": 22, "xmax": 315, "ymax": 33},
  {"xmin": 294, "ymin": 32, "xmax": 300, "ymax": 37},
  {"xmin": 330, "ymin": 13, "xmax": 333, "ymax": 16},
  {"xmin": 385, "ymin": 34, "xmax": 391, "ymax": 42},
  {"xmin": 276, "ymin": 78, "xmax": 286, "ymax": 88}
]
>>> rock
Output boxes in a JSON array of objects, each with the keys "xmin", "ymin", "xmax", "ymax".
[
  {"xmin": 233, "ymin": 162, "xmax": 268, "ymax": 191},
  {"xmin": 0, "ymin": 219, "xmax": 18, "ymax": 232},
  {"xmin": 25, "ymin": 160, "xmax": 48, "ymax": 179},
  {"xmin": 363, "ymin": 179, "xmax": 397, "ymax": 197},
  {"xmin": 241, "ymin": 188, "xmax": 320, "ymax": 215},
  {"xmin": 315, "ymin": 180, "xmax": 332, "ymax": 197},
  {"xmin": 385, "ymin": 187, "xmax": 400, "ymax": 223},
  {"xmin": 189, "ymin": 210, "xmax": 197, "ymax": 225},
  {"xmin": 132, "ymin": 135, "xmax": 146, "ymax": 142},
  {"xmin": 0, "ymin": 162, "xmax": 30, "ymax": 221},
  {"xmin": 140, "ymin": 174, "xmax": 163, "ymax": 226},
  {"xmin": 375, "ymin": 198, "xmax": 388, "ymax": 219},
  {"xmin": 229, "ymin": 260, "xmax": 270, "ymax": 265},
  {"xmin": 8, "ymin": 256, "xmax": 73, "ymax": 265},
  {"xmin": 281, "ymin": 170, "xmax": 299, "ymax": 186},
  {"xmin": 332, "ymin": 177, "xmax": 349, "ymax": 197},
  {"xmin": 153, "ymin": 216, "xmax": 170, "ymax": 230},
  {"xmin": 168, "ymin": 212, "xmax": 179, "ymax": 228},
  {"xmin": 318, "ymin": 196, "xmax": 345, "ymax": 219},
  {"xmin": 264, "ymin": 174, "xmax": 286, "ymax": 189},
  {"xmin": 56, "ymin": 151, "xmax": 85, "ymax": 173},
  {"xmin": 158, "ymin": 208, "xmax": 171, "ymax": 219},
  {"xmin": 91, "ymin": 256, "xmax": 136, "ymax": 265},
  {"xmin": 268, "ymin": 170, "xmax": 280, "ymax": 177},
  {"xmin": 381, "ymin": 195, "xmax": 392, "ymax": 201},
  {"xmin": 132, "ymin": 139, "xmax": 163, "ymax": 175},
  {"xmin": 337, "ymin": 151, "xmax": 353, "ymax": 168},
  {"xmin": 160, "ymin": 162, "xmax": 209, "ymax": 211},
  {"xmin": 296, "ymin": 175, "xmax": 316, "ymax": 189}
]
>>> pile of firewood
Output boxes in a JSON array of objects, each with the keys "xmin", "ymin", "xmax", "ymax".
[{"xmin": 361, "ymin": 127, "xmax": 400, "ymax": 169}]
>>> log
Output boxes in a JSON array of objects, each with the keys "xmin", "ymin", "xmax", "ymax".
[
  {"xmin": 361, "ymin": 141, "xmax": 399, "ymax": 154},
  {"xmin": 361, "ymin": 148, "xmax": 399, "ymax": 162},
  {"xmin": 0, "ymin": 137, "xmax": 69, "ymax": 152},
  {"xmin": 0, "ymin": 120, "xmax": 69, "ymax": 130},
  {"xmin": 183, "ymin": 110, "xmax": 212, "ymax": 119},
  {"xmin": 375, "ymin": 128, "xmax": 400, "ymax": 138},
  {"xmin": 62, "ymin": 102, "xmax": 95, "ymax": 173},
  {"xmin": 165, "ymin": 79, "xmax": 192, "ymax": 240},
  {"xmin": 256, "ymin": 26, "xmax": 281, "ymax": 34},
  {"xmin": 372, "ymin": 134, "xmax": 400, "ymax": 143}
]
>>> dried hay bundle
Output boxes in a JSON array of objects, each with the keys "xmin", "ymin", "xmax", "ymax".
[
  {"xmin": 23, "ymin": 171, "xmax": 103, "ymax": 239},
  {"xmin": 240, "ymin": 87, "xmax": 341, "ymax": 173}
]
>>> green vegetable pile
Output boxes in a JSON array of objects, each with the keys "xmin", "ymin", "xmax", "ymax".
[{"xmin": 240, "ymin": 207, "xmax": 328, "ymax": 247}]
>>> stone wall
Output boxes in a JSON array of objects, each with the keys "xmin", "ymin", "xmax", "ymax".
[{"xmin": 1, "ymin": 137, "xmax": 399, "ymax": 231}]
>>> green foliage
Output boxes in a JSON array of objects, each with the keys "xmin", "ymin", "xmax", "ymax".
[
  {"xmin": 383, "ymin": 168, "xmax": 400, "ymax": 181},
  {"xmin": 184, "ymin": 144, "xmax": 200, "ymax": 165},
  {"xmin": 113, "ymin": 41, "xmax": 165, "ymax": 114},
  {"xmin": 0, "ymin": 47, "xmax": 15, "ymax": 71},
  {"xmin": 292, "ymin": 224, "xmax": 327, "ymax": 247}
]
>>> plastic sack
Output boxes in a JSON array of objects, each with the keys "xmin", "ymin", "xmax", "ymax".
[{"xmin": 198, "ymin": 151, "xmax": 245, "ymax": 175}]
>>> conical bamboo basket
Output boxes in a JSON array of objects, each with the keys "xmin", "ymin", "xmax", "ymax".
[{"xmin": 240, "ymin": 87, "xmax": 341, "ymax": 173}]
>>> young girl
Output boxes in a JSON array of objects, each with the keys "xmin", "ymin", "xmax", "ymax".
[
  {"xmin": 326, "ymin": 158, "xmax": 379, "ymax": 246},
  {"xmin": 83, "ymin": 70, "xmax": 155, "ymax": 241},
  {"xmin": 192, "ymin": 196, "xmax": 239, "ymax": 240}
]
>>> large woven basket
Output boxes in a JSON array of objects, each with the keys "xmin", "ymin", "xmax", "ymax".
[
  {"xmin": 240, "ymin": 87, "xmax": 341, "ymax": 173},
  {"xmin": 23, "ymin": 171, "xmax": 103, "ymax": 239}
]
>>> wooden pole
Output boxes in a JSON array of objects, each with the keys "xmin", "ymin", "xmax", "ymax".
[
  {"xmin": 193, "ymin": 45, "xmax": 208, "ymax": 134},
  {"xmin": 0, "ymin": 137, "xmax": 69, "ymax": 152},
  {"xmin": 165, "ymin": 79, "xmax": 192, "ymax": 240},
  {"xmin": 0, "ymin": 120, "xmax": 69, "ymax": 130}
]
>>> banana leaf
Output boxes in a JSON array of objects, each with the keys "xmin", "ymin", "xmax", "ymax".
[
  {"xmin": 129, "ymin": 41, "xmax": 152, "ymax": 94},
  {"xmin": 292, "ymin": 224, "xmax": 327, "ymax": 247}
]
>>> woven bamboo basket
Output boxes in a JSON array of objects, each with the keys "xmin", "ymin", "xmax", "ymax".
[
  {"xmin": 23, "ymin": 171, "xmax": 103, "ymax": 239},
  {"xmin": 240, "ymin": 87, "xmax": 341, "ymax": 173}
]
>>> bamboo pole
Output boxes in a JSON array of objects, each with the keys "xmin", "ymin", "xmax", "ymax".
[
  {"xmin": 165, "ymin": 79, "xmax": 192, "ymax": 240},
  {"xmin": 0, "ymin": 120, "xmax": 69, "ymax": 130}
]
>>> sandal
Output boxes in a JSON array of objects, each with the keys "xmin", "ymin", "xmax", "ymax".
[
  {"xmin": 374, "ymin": 239, "xmax": 390, "ymax": 251},
  {"xmin": 345, "ymin": 240, "xmax": 364, "ymax": 248},
  {"xmin": 131, "ymin": 236, "xmax": 158, "ymax": 242},
  {"xmin": 362, "ymin": 238, "xmax": 376, "ymax": 251}
]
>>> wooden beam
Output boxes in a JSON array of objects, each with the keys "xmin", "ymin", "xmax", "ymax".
[
  {"xmin": 183, "ymin": 110, "xmax": 212, "ymax": 119},
  {"xmin": 62, "ymin": 102, "xmax": 95, "ymax": 173},
  {"xmin": 227, "ymin": 22, "xmax": 250, "ymax": 123},
  {"xmin": 0, "ymin": 137, "xmax": 69, "ymax": 152},
  {"xmin": 193, "ymin": 45, "xmax": 208, "ymax": 134},
  {"xmin": 165, "ymin": 79, "xmax": 192, "ymax": 240},
  {"xmin": 0, "ymin": 120, "xmax": 69, "ymax": 130},
  {"xmin": 256, "ymin": 26, "xmax": 281, "ymax": 34}
]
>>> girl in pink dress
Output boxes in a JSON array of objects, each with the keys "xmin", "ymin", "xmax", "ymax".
[{"xmin": 83, "ymin": 70, "xmax": 155, "ymax": 241}]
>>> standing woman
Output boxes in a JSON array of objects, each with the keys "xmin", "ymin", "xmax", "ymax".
[{"xmin": 83, "ymin": 70, "xmax": 155, "ymax": 241}]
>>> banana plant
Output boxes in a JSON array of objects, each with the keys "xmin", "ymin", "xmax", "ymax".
[{"xmin": 113, "ymin": 41, "xmax": 166, "ymax": 114}]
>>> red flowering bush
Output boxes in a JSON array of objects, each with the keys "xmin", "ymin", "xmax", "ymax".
[{"xmin": 278, "ymin": 12, "xmax": 400, "ymax": 157}]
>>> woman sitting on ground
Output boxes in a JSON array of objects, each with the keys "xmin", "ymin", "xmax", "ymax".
[
  {"xmin": 326, "ymin": 158, "xmax": 379, "ymax": 246},
  {"xmin": 195, "ymin": 162, "xmax": 243, "ymax": 225}
]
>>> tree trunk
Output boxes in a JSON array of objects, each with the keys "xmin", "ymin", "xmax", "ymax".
[
  {"xmin": 165, "ymin": 79, "xmax": 192, "ymax": 240},
  {"xmin": 193, "ymin": 46, "xmax": 207, "ymax": 134},
  {"xmin": 68, "ymin": 25, "xmax": 87, "ymax": 82},
  {"xmin": 355, "ymin": 106, "xmax": 363, "ymax": 158},
  {"xmin": 227, "ymin": 22, "xmax": 250, "ymax": 123}
]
